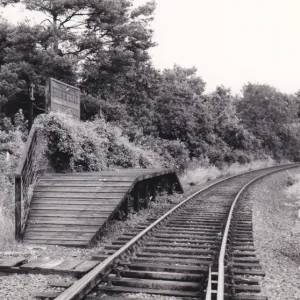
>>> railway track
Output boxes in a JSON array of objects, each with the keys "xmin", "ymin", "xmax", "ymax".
[{"xmin": 34, "ymin": 164, "xmax": 298, "ymax": 300}]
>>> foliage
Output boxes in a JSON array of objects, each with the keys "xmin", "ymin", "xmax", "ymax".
[
  {"xmin": 0, "ymin": 111, "xmax": 26, "ymax": 245},
  {"xmin": 35, "ymin": 112, "xmax": 166, "ymax": 172},
  {"xmin": 1, "ymin": 2, "xmax": 300, "ymax": 169},
  {"xmin": 236, "ymin": 83, "xmax": 300, "ymax": 161}
]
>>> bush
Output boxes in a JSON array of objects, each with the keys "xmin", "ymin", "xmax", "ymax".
[
  {"xmin": 138, "ymin": 135, "xmax": 190, "ymax": 172},
  {"xmin": 37, "ymin": 113, "xmax": 107, "ymax": 172},
  {"xmin": 0, "ymin": 112, "xmax": 26, "ymax": 246},
  {"xmin": 36, "ymin": 112, "xmax": 165, "ymax": 172}
]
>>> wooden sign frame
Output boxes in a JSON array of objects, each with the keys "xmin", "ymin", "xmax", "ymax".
[{"xmin": 45, "ymin": 78, "xmax": 80, "ymax": 119}]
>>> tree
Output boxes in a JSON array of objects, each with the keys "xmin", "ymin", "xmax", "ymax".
[
  {"xmin": 208, "ymin": 86, "xmax": 258, "ymax": 151},
  {"xmin": 236, "ymin": 83, "xmax": 298, "ymax": 159},
  {"xmin": 153, "ymin": 65, "xmax": 212, "ymax": 157},
  {"xmin": 0, "ymin": 21, "xmax": 76, "ymax": 117},
  {"xmin": 0, "ymin": 0, "xmax": 156, "ymax": 120}
]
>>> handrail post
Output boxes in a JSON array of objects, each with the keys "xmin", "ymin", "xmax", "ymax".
[{"xmin": 15, "ymin": 176, "xmax": 22, "ymax": 241}]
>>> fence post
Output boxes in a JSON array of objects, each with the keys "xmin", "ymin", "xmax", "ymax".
[
  {"xmin": 123, "ymin": 197, "xmax": 129, "ymax": 217},
  {"xmin": 150, "ymin": 179, "xmax": 157, "ymax": 202},
  {"xmin": 133, "ymin": 184, "xmax": 140, "ymax": 212},
  {"xmin": 15, "ymin": 176, "xmax": 22, "ymax": 241},
  {"xmin": 143, "ymin": 181, "xmax": 149, "ymax": 209}
]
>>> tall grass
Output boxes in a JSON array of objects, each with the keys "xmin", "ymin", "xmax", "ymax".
[
  {"xmin": 181, "ymin": 158, "xmax": 276, "ymax": 191},
  {"xmin": 285, "ymin": 173, "xmax": 300, "ymax": 200},
  {"xmin": 0, "ymin": 159, "xmax": 16, "ymax": 248},
  {"xmin": 0, "ymin": 123, "xmax": 25, "ymax": 248}
]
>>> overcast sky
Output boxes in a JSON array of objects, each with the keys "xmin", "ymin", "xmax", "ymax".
[{"xmin": 1, "ymin": 0, "xmax": 300, "ymax": 94}]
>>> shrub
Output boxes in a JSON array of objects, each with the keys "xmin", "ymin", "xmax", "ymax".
[
  {"xmin": 36, "ymin": 113, "xmax": 108, "ymax": 172},
  {"xmin": 138, "ymin": 136, "xmax": 190, "ymax": 172},
  {"xmin": 0, "ymin": 112, "xmax": 26, "ymax": 246},
  {"xmin": 35, "ymin": 112, "xmax": 164, "ymax": 172}
]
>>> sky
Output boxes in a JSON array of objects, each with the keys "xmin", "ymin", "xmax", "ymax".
[{"xmin": 1, "ymin": 0, "xmax": 300, "ymax": 94}]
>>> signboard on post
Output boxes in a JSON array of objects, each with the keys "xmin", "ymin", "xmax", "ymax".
[{"xmin": 45, "ymin": 78, "xmax": 80, "ymax": 119}]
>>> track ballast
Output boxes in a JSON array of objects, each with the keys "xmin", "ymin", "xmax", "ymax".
[{"xmin": 35, "ymin": 164, "xmax": 298, "ymax": 300}]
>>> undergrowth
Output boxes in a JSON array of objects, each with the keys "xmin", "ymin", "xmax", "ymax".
[
  {"xmin": 0, "ymin": 111, "xmax": 26, "ymax": 247},
  {"xmin": 181, "ymin": 157, "xmax": 276, "ymax": 191},
  {"xmin": 35, "ymin": 112, "xmax": 167, "ymax": 172},
  {"xmin": 0, "ymin": 110, "xmax": 291, "ymax": 250},
  {"xmin": 285, "ymin": 172, "xmax": 300, "ymax": 200}
]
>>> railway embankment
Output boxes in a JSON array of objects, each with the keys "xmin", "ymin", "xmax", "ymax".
[{"xmin": 251, "ymin": 167, "xmax": 300, "ymax": 300}]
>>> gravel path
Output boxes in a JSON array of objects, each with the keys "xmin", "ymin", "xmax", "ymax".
[
  {"xmin": 250, "ymin": 167, "xmax": 300, "ymax": 300},
  {"xmin": 0, "ymin": 273, "xmax": 74, "ymax": 300}
]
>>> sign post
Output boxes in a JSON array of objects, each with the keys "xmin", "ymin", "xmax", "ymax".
[{"xmin": 45, "ymin": 78, "xmax": 80, "ymax": 119}]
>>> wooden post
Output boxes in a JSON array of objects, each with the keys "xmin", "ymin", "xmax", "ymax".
[
  {"xmin": 133, "ymin": 184, "xmax": 140, "ymax": 212},
  {"xmin": 15, "ymin": 176, "xmax": 22, "ymax": 241},
  {"xmin": 150, "ymin": 179, "xmax": 157, "ymax": 202},
  {"xmin": 167, "ymin": 174, "xmax": 173, "ymax": 195},
  {"xmin": 144, "ymin": 181, "xmax": 149, "ymax": 209},
  {"xmin": 123, "ymin": 198, "xmax": 128, "ymax": 217},
  {"xmin": 28, "ymin": 83, "xmax": 35, "ymax": 132}
]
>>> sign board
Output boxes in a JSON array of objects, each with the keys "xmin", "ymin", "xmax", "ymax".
[{"xmin": 45, "ymin": 78, "xmax": 80, "ymax": 119}]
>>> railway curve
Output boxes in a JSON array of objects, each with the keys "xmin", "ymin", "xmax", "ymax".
[{"xmin": 37, "ymin": 164, "xmax": 298, "ymax": 300}]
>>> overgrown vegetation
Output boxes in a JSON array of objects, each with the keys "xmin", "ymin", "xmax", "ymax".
[
  {"xmin": 0, "ymin": 110, "xmax": 26, "ymax": 246},
  {"xmin": 1, "ymin": 1, "xmax": 300, "ymax": 166},
  {"xmin": 34, "ymin": 112, "xmax": 190, "ymax": 172},
  {"xmin": 285, "ymin": 172, "xmax": 300, "ymax": 200},
  {"xmin": 1, "ymin": 1, "xmax": 300, "ymax": 245}
]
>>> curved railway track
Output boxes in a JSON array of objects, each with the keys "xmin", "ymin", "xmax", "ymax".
[{"xmin": 40, "ymin": 164, "xmax": 298, "ymax": 300}]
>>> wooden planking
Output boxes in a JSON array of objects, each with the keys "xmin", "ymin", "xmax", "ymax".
[
  {"xmin": 31, "ymin": 197, "xmax": 121, "ymax": 202},
  {"xmin": 32, "ymin": 195, "xmax": 122, "ymax": 199},
  {"xmin": 0, "ymin": 258, "xmax": 28, "ymax": 268},
  {"xmin": 34, "ymin": 292, "xmax": 61, "ymax": 299},
  {"xmin": 31, "ymin": 200, "xmax": 119, "ymax": 205},
  {"xmin": 37, "ymin": 181, "xmax": 133, "ymax": 187},
  {"xmin": 20, "ymin": 257, "xmax": 52, "ymax": 270},
  {"xmin": 49, "ymin": 281, "xmax": 73, "ymax": 288},
  {"xmin": 27, "ymin": 224, "xmax": 101, "ymax": 230},
  {"xmin": 29, "ymin": 212, "xmax": 111, "ymax": 218},
  {"xmin": 35, "ymin": 186, "xmax": 129, "ymax": 192},
  {"xmin": 26, "ymin": 226, "xmax": 98, "ymax": 232},
  {"xmin": 39, "ymin": 258, "xmax": 66, "ymax": 269},
  {"xmin": 33, "ymin": 192, "xmax": 125, "ymax": 198},
  {"xmin": 24, "ymin": 235, "xmax": 92, "ymax": 242},
  {"xmin": 72, "ymin": 260, "xmax": 100, "ymax": 273},
  {"xmin": 0, "ymin": 257, "xmax": 104, "ymax": 276},
  {"xmin": 53, "ymin": 260, "xmax": 83, "ymax": 271},
  {"xmin": 30, "ymin": 205, "xmax": 117, "ymax": 211},
  {"xmin": 27, "ymin": 219, "xmax": 107, "ymax": 225},
  {"xmin": 23, "ymin": 239, "xmax": 88, "ymax": 246},
  {"xmin": 39, "ymin": 177, "xmax": 135, "ymax": 182},
  {"xmin": 24, "ymin": 233, "xmax": 94, "ymax": 240},
  {"xmin": 24, "ymin": 168, "xmax": 180, "ymax": 247}
]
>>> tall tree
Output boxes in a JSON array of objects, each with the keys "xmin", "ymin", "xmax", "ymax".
[
  {"xmin": 0, "ymin": 21, "xmax": 76, "ymax": 117},
  {"xmin": 236, "ymin": 83, "xmax": 298, "ymax": 159},
  {"xmin": 0, "ymin": 0, "xmax": 156, "ymax": 118}
]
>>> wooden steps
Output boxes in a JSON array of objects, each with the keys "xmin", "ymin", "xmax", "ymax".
[{"xmin": 23, "ymin": 168, "xmax": 182, "ymax": 247}]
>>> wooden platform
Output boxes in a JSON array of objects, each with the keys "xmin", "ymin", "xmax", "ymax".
[
  {"xmin": 23, "ymin": 168, "xmax": 182, "ymax": 247},
  {"xmin": 0, "ymin": 256, "xmax": 100, "ymax": 276}
]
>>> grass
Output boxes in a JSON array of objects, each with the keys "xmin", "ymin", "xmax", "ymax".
[
  {"xmin": 285, "ymin": 172, "xmax": 300, "ymax": 200},
  {"xmin": 180, "ymin": 158, "xmax": 276, "ymax": 191},
  {"xmin": 0, "ymin": 159, "xmax": 15, "ymax": 249},
  {"xmin": 0, "ymin": 206, "xmax": 14, "ymax": 248}
]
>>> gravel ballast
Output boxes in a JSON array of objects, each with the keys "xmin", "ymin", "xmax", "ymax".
[
  {"xmin": 1, "ymin": 166, "xmax": 296, "ymax": 300},
  {"xmin": 249, "ymin": 168, "xmax": 300, "ymax": 300}
]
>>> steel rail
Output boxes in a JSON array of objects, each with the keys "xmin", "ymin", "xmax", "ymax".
[
  {"xmin": 205, "ymin": 264, "xmax": 212, "ymax": 300},
  {"xmin": 216, "ymin": 163, "xmax": 299, "ymax": 300},
  {"xmin": 54, "ymin": 163, "xmax": 297, "ymax": 300}
]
